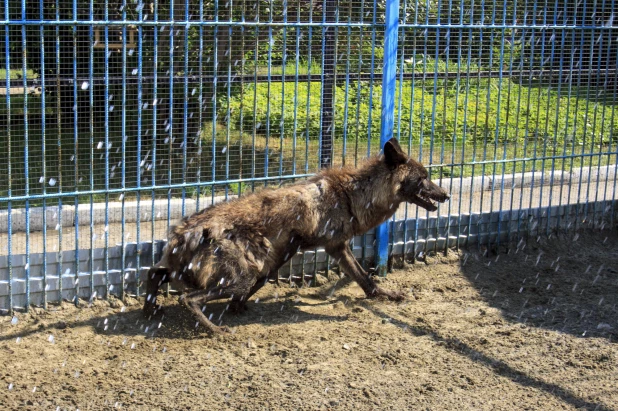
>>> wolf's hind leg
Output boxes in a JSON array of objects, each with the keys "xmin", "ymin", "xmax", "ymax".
[
  {"xmin": 229, "ymin": 274, "xmax": 271, "ymax": 314},
  {"xmin": 143, "ymin": 266, "xmax": 170, "ymax": 317},
  {"xmin": 180, "ymin": 267, "xmax": 255, "ymax": 335},
  {"xmin": 179, "ymin": 287, "xmax": 235, "ymax": 334}
]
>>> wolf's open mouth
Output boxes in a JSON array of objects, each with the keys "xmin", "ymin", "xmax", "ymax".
[
  {"xmin": 413, "ymin": 193, "xmax": 438, "ymax": 211},
  {"xmin": 414, "ymin": 189, "xmax": 449, "ymax": 211}
]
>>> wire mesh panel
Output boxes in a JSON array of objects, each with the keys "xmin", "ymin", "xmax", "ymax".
[
  {"xmin": 0, "ymin": 0, "xmax": 617, "ymax": 312},
  {"xmin": 0, "ymin": 0, "xmax": 388, "ymax": 311},
  {"xmin": 391, "ymin": 0, "xmax": 618, "ymax": 256}
]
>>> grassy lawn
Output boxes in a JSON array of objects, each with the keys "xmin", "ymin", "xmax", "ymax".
[
  {"xmin": 227, "ymin": 77, "xmax": 618, "ymax": 148},
  {"xmin": 0, "ymin": 68, "xmax": 37, "ymax": 81},
  {"xmin": 214, "ymin": 122, "xmax": 617, "ymax": 178},
  {"xmin": 250, "ymin": 60, "xmax": 322, "ymax": 76}
]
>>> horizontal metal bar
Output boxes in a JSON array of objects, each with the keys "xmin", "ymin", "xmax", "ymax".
[
  {"xmin": 425, "ymin": 151, "xmax": 618, "ymax": 170},
  {"xmin": 2, "ymin": 20, "xmax": 378, "ymax": 27},
  {"xmin": 398, "ymin": 23, "xmax": 618, "ymax": 30},
  {"xmin": 6, "ymin": 68, "xmax": 616, "ymax": 89},
  {"xmin": 1, "ymin": 20, "xmax": 615, "ymax": 30}
]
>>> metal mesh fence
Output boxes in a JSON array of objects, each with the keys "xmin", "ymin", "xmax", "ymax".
[{"xmin": 0, "ymin": 0, "xmax": 617, "ymax": 312}]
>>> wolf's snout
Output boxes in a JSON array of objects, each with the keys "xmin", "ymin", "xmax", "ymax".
[
  {"xmin": 439, "ymin": 187, "xmax": 450, "ymax": 202},
  {"xmin": 423, "ymin": 180, "xmax": 450, "ymax": 202}
]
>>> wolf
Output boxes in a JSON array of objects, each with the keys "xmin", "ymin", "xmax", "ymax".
[{"xmin": 143, "ymin": 138, "xmax": 449, "ymax": 334}]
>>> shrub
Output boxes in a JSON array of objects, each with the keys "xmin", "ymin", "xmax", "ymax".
[{"xmin": 225, "ymin": 76, "xmax": 618, "ymax": 145}]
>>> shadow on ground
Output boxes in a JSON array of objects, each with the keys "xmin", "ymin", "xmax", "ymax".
[
  {"xmin": 0, "ymin": 287, "xmax": 348, "ymax": 343},
  {"xmin": 458, "ymin": 227, "xmax": 618, "ymax": 342},
  {"xmin": 363, "ymin": 302, "xmax": 614, "ymax": 411}
]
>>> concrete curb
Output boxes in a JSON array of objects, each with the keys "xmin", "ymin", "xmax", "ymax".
[
  {"xmin": 1, "ymin": 164, "xmax": 616, "ymax": 233},
  {"xmin": 0, "ymin": 196, "xmax": 235, "ymax": 234},
  {"xmin": 437, "ymin": 164, "xmax": 617, "ymax": 194}
]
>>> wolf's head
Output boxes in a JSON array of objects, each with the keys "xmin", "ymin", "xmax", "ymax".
[{"xmin": 382, "ymin": 138, "xmax": 450, "ymax": 212}]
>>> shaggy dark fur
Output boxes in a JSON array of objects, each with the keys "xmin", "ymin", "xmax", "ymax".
[{"xmin": 143, "ymin": 138, "xmax": 449, "ymax": 334}]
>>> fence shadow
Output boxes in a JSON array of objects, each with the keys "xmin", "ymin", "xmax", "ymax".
[
  {"xmin": 458, "ymin": 228, "xmax": 618, "ymax": 342},
  {"xmin": 363, "ymin": 304, "xmax": 614, "ymax": 411},
  {"xmin": 0, "ymin": 289, "xmax": 348, "ymax": 343}
]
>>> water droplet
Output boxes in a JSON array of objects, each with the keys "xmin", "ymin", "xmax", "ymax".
[
  {"xmin": 132, "ymin": 68, "xmax": 138, "ymax": 75},
  {"xmin": 222, "ymin": 146, "xmax": 227, "ymax": 153},
  {"xmin": 8, "ymin": 383, "xmax": 13, "ymax": 390}
]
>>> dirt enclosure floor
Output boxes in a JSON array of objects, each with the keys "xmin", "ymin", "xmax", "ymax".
[{"xmin": 1, "ymin": 228, "xmax": 617, "ymax": 410}]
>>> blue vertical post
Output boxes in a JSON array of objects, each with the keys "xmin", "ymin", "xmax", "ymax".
[
  {"xmin": 320, "ymin": 0, "xmax": 337, "ymax": 168},
  {"xmin": 375, "ymin": 0, "xmax": 399, "ymax": 277}
]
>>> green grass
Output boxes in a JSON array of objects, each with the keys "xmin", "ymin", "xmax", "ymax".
[
  {"xmin": 227, "ymin": 77, "xmax": 618, "ymax": 147},
  {"xmin": 210, "ymin": 122, "xmax": 617, "ymax": 176},
  {"xmin": 0, "ymin": 68, "xmax": 37, "ymax": 81},
  {"xmin": 249, "ymin": 60, "xmax": 323, "ymax": 76}
]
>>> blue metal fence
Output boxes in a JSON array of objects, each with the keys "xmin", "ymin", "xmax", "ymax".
[{"xmin": 0, "ymin": 0, "xmax": 617, "ymax": 312}]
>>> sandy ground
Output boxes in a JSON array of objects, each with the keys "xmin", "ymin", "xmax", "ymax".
[{"xmin": 0, "ymin": 228, "xmax": 617, "ymax": 410}]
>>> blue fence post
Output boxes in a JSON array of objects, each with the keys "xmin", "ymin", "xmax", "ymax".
[
  {"xmin": 376, "ymin": 0, "xmax": 400, "ymax": 277},
  {"xmin": 320, "ymin": 0, "xmax": 337, "ymax": 169}
]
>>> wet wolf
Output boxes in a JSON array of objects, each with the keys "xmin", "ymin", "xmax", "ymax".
[{"xmin": 143, "ymin": 138, "xmax": 450, "ymax": 334}]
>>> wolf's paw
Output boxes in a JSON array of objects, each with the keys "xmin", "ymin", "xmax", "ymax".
[
  {"xmin": 372, "ymin": 287, "xmax": 407, "ymax": 302},
  {"xmin": 228, "ymin": 301, "xmax": 249, "ymax": 315}
]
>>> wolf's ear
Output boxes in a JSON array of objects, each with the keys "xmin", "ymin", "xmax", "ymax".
[{"xmin": 383, "ymin": 138, "xmax": 407, "ymax": 168}]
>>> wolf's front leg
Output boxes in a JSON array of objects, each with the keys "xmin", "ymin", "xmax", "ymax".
[{"xmin": 326, "ymin": 243, "xmax": 406, "ymax": 302}]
